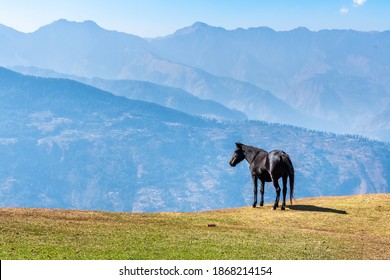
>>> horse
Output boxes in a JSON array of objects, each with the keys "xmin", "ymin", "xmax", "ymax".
[{"xmin": 229, "ymin": 142, "xmax": 294, "ymax": 210}]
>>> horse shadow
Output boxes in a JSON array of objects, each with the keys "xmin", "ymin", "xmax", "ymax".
[{"xmin": 287, "ymin": 204, "xmax": 347, "ymax": 214}]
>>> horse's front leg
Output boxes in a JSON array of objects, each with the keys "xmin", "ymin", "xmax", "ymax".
[
  {"xmin": 259, "ymin": 180, "xmax": 265, "ymax": 207},
  {"xmin": 252, "ymin": 175, "xmax": 258, "ymax": 208}
]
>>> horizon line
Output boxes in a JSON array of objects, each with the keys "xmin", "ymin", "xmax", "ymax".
[{"xmin": 1, "ymin": 19, "xmax": 387, "ymax": 38}]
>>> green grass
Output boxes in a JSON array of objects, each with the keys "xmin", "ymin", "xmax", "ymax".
[{"xmin": 1, "ymin": 194, "xmax": 389, "ymax": 259}]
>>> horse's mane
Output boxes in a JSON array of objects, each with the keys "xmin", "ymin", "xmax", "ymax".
[{"xmin": 240, "ymin": 143, "xmax": 267, "ymax": 154}]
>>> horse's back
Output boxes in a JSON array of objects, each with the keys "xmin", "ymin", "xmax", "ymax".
[{"xmin": 268, "ymin": 150, "xmax": 287, "ymax": 163}]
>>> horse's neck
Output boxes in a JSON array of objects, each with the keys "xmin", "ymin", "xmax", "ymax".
[{"xmin": 243, "ymin": 146, "xmax": 265, "ymax": 164}]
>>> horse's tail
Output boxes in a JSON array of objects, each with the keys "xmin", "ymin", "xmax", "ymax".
[
  {"xmin": 289, "ymin": 164, "xmax": 295, "ymax": 205},
  {"xmin": 283, "ymin": 153, "xmax": 295, "ymax": 205}
]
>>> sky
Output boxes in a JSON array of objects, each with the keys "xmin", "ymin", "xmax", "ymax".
[{"xmin": 0, "ymin": 0, "xmax": 389, "ymax": 37}]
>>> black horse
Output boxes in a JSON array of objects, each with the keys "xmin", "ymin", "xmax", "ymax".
[{"xmin": 230, "ymin": 142, "xmax": 294, "ymax": 210}]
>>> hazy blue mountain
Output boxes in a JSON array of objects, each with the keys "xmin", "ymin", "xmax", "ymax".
[
  {"xmin": 1, "ymin": 67, "xmax": 389, "ymax": 212},
  {"xmin": 151, "ymin": 23, "xmax": 390, "ymax": 140},
  {"xmin": 152, "ymin": 23, "xmax": 390, "ymax": 95},
  {"xmin": 9, "ymin": 66, "xmax": 247, "ymax": 121},
  {"xmin": 1, "ymin": 19, "xmax": 149, "ymax": 79},
  {"xmin": 0, "ymin": 20, "xmax": 324, "ymax": 130},
  {"xmin": 87, "ymin": 78, "xmax": 249, "ymax": 121},
  {"xmin": 1, "ymin": 20, "xmax": 390, "ymax": 140},
  {"xmin": 0, "ymin": 23, "xmax": 25, "ymax": 64}
]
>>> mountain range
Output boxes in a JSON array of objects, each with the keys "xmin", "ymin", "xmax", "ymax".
[
  {"xmin": 152, "ymin": 23, "xmax": 390, "ymax": 136},
  {"xmin": 1, "ymin": 20, "xmax": 389, "ymax": 212},
  {"xmin": 0, "ymin": 67, "xmax": 389, "ymax": 212},
  {"xmin": 2, "ymin": 19, "xmax": 389, "ymax": 140},
  {"xmin": 10, "ymin": 65, "xmax": 247, "ymax": 122}
]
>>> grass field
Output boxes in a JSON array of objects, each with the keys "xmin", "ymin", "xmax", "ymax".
[{"xmin": 0, "ymin": 194, "xmax": 389, "ymax": 260}]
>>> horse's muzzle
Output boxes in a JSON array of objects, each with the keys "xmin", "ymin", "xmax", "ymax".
[{"xmin": 229, "ymin": 158, "xmax": 236, "ymax": 167}]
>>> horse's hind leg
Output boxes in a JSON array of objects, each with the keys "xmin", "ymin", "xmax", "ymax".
[
  {"xmin": 281, "ymin": 176, "xmax": 288, "ymax": 210},
  {"xmin": 272, "ymin": 178, "xmax": 281, "ymax": 210}
]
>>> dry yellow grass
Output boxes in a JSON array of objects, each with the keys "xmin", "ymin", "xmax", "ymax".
[{"xmin": 0, "ymin": 194, "xmax": 389, "ymax": 259}]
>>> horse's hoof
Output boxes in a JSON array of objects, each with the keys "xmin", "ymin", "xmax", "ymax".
[
  {"xmin": 271, "ymin": 207, "xmax": 276, "ymax": 210},
  {"xmin": 281, "ymin": 207, "xmax": 286, "ymax": 211},
  {"xmin": 260, "ymin": 203, "xmax": 264, "ymax": 207},
  {"xmin": 252, "ymin": 204, "xmax": 257, "ymax": 208}
]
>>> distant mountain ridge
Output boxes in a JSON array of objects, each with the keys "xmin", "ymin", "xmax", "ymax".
[
  {"xmin": 151, "ymin": 22, "xmax": 390, "ymax": 140},
  {"xmin": 1, "ymin": 19, "xmax": 372, "ymax": 136},
  {"xmin": 0, "ymin": 67, "xmax": 389, "ymax": 212},
  {"xmin": 10, "ymin": 65, "xmax": 247, "ymax": 121}
]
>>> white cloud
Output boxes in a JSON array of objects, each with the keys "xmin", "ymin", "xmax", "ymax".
[
  {"xmin": 340, "ymin": 7, "xmax": 349, "ymax": 14},
  {"xmin": 353, "ymin": 0, "xmax": 367, "ymax": 6}
]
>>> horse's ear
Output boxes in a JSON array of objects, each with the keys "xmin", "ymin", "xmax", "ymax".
[{"xmin": 235, "ymin": 142, "xmax": 243, "ymax": 148}]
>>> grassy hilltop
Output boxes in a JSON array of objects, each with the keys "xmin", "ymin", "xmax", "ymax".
[{"xmin": 0, "ymin": 194, "xmax": 389, "ymax": 260}]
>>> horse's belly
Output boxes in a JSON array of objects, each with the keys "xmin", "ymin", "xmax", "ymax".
[{"xmin": 257, "ymin": 172, "xmax": 272, "ymax": 182}]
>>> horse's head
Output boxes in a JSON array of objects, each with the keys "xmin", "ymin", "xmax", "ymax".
[{"xmin": 229, "ymin": 142, "xmax": 246, "ymax": 167}]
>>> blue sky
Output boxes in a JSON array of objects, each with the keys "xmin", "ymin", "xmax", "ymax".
[{"xmin": 0, "ymin": 0, "xmax": 388, "ymax": 37}]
